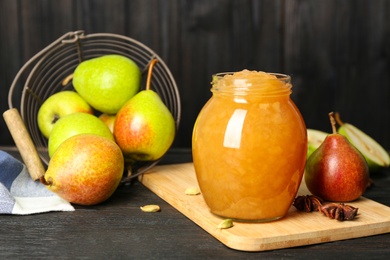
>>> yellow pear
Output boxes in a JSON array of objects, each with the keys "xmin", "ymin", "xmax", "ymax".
[{"xmin": 42, "ymin": 134, "xmax": 124, "ymax": 205}]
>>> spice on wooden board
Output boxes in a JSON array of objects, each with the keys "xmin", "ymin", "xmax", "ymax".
[
  {"xmin": 293, "ymin": 195, "xmax": 359, "ymax": 221},
  {"xmin": 185, "ymin": 187, "xmax": 201, "ymax": 195},
  {"xmin": 217, "ymin": 219, "xmax": 234, "ymax": 229}
]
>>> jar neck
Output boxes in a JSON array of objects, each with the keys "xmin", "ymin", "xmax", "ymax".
[{"xmin": 211, "ymin": 71, "xmax": 292, "ymax": 98}]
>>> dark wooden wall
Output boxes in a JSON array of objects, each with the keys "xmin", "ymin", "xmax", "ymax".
[{"xmin": 1, "ymin": 0, "xmax": 390, "ymax": 150}]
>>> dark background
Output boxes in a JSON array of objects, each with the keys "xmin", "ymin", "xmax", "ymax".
[{"xmin": 1, "ymin": 0, "xmax": 390, "ymax": 151}]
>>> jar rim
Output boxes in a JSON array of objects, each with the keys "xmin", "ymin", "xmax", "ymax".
[
  {"xmin": 211, "ymin": 71, "xmax": 292, "ymax": 97},
  {"xmin": 213, "ymin": 71, "xmax": 291, "ymax": 83}
]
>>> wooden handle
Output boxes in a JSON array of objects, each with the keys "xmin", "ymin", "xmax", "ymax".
[{"xmin": 3, "ymin": 108, "xmax": 45, "ymax": 181}]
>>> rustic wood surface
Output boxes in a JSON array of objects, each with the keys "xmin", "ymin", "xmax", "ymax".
[
  {"xmin": 140, "ymin": 163, "xmax": 390, "ymax": 252},
  {"xmin": 1, "ymin": 147, "xmax": 390, "ymax": 259},
  {"xmin": 1, "ymin": 0, "xmax": 390, "ymax": 151}
]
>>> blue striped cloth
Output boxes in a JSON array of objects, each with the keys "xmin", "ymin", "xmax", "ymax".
[{"xmin": 0, "ymin": 150, "xmax": 74, "ymax": 214}]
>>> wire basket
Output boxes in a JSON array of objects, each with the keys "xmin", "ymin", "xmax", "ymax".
[{"xmin": 7, "ymin": 30, "xmax": 181, "ymax": 181}]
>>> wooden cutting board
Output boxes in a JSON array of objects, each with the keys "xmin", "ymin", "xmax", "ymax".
[{"xmin": 139, "ymin": 163, "xmax": 390, "ymax": 252}]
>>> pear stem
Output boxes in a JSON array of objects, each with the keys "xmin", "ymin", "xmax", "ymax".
[
  {"xmin": 39, "ymin": 176, "xmax": 49, "ymax": 186},
  {"xmin": 146, "ymin": 59, "xmax": 159, "ymax": 91},
  {"xmin": 334, "ymin": 112, "xmax": 344, "ymax": 126},
  {"xmin": 62, "ymin": 73, "xmax": 74, "ymax": 86},
  {"xmin": 329, "ymin": 112, "xmax": 337, "ymax": 134}
]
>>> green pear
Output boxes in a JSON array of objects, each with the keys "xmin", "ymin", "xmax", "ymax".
[
  {"xmin": 307, "ymin": 129, "xmax": 329, "ymax": 158},
  {"xmin": 37, "ymin": 91, "xmax": 93, "ymax": 138},
  {"xmin": 335, "ymin": 114, "xmax": 390, "ymax": 172},
  {"xmin": 48, "ymin": 112, "xmax": 114, "ymax": 157},
  {"xmin": 42, "ymin": 134, "xmax": 124, "ymax": 205},
  {"xmin": 114, "ymin": 90, "xmax": 176, "ymax": 162},
  {"xmin": 305, "ymin": 112, "xmax": 369, "ymax": 202},
  {"xmin": 73, "ymin": 54, "xmax": 141, "ymax": 114}
]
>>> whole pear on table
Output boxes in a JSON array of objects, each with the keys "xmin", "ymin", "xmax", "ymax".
[
  {"xmin": 41, "ymin": 134, "xmax": 124, "ymax": 205},
  {"xmin": 306, "ymin": 113, "xmax": 390, "ymax": 172},
  {"xmin": 305, "ymin": 112, "xmax": 369, "ymax": 202}
]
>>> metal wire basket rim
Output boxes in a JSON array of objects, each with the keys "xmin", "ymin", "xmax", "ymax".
[{"xmin": 8, "ymin": 30, "xmax": 181, "ymax": 120}]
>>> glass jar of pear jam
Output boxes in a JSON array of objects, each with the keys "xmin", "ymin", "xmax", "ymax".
[{"xmin": 192, "ymin": 70, "xmax": 307, "ymax": 222}]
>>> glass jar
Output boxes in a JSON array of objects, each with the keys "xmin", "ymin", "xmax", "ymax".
[{"xmin": 192, "ymin": 70, "xmax": 307, "ymax": 222}]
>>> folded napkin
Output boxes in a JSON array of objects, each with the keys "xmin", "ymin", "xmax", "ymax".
[{"xmin": 0, "ymin": 150, "xmax": 74, "ymax": 215}]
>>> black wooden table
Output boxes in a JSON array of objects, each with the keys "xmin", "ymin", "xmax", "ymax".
[{"xmin": 1, "ymin": 146, "xmax": 390, "ymax": 259}]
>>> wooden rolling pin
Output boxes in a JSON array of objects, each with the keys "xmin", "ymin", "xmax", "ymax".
[{"xmin": 3, "ymin": 108, "xmax": 45, "ymax": 181}]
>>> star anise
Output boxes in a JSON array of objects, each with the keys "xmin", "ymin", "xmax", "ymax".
[
  {"xmin": 293, "ymin": 195, "xmax": 324, "ymax": 212},
  {"xmin": 319, "ymin": 203, "xmax": 359, "ymax": 221}
]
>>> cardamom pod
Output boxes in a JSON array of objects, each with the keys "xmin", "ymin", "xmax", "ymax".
[
  {"xmin": 217, "ymin": 219, "xmax": 234, "ymax": 229},
  {"xmin": 140, "ymin": 204, "xmax": 161, "ymax": 212},
  {"xmin": 185, "ymin": 187, "xmax": 201, "ymax": 195}
]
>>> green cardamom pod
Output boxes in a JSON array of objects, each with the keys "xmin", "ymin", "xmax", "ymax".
[
  {"xmin": 140, "ymin": 204, "xmax": 161, "ymax": 212},
  {"xmin": 217, "ymin": 219, "xmax": 234, "ymax": 229},
  {"xmin": 185, "ymin": 187, "xmax": 201, "ymax": 195}
]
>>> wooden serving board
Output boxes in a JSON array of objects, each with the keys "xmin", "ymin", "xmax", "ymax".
[{"xmin": 139, "ymin": 163, "xmax": 390, "ymax": 252}]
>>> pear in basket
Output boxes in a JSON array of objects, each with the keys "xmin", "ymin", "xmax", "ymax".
[
  {"xmin": 114, "ymin": 59, "xmax": 176, "ymax": 163},
  {"xmin": 48, "ymin": 112, "xmax": 114, "ymax": 157},
  {"xmin": 99, "ymin": 113, "xmax": 116, "ymax": 133},
  {"xmin": 73, "ymin": 54, "xmax": 141, "ymax": 114},
  {"xmin": 37, "ymin": 91, "xmax": 93, "ymax": 138}
]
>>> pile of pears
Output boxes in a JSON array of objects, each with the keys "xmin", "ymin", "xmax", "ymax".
[
  {"xmin": 305, "ymin": 112, "xmax": 390, "ymax": 202},
  {"xmin": 37, "ymin": 54, "xmax": 176, "ymax": 205}
]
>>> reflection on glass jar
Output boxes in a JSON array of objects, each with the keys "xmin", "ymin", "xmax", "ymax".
[{"xmin": 192, "ymin": 70, "xmax": 307, "ymax": 222}]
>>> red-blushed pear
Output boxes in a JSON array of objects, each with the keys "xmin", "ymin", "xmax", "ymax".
[
  {"xmin": 305, "ymin": 112, "xmax": 369, "ymax": 202},
  {"xmin": 114, "ymin": 59, "xmax": 176, "ymax": 163},
  {"xmin": 41, "ymin": 134, "xmax": 124, "ymax": 206},
  {"xmin": 99, "ymin": 113, "xmax": 116, "ymax": 133},
  {"xmin": 37, "ymin": 91, "xmax": 93, "ymax": 138}
]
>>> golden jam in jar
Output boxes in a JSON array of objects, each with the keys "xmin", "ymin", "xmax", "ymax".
[{"xmin": 192, "ymin": 70, "xmax": 307, "ymax": 222}]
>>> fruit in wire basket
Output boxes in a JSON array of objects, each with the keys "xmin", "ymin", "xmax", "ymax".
[
  {"xmin": 73, "ymin": 54, "xmax": 141, "ymax": 114},
  {"xmin": 99, "ymin": 113, "xmax": 116, "ymax": 133},
  {"xmin": 114, "ymin": 59, "xmax": 175, "ymax": 163},
  {"xmin": 37, "ymin": 91, "xmax": 93, "ymax": 138},
  {"xmin": 48, "ymin": 112, "xmax": 114, "ymax": 157}
]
